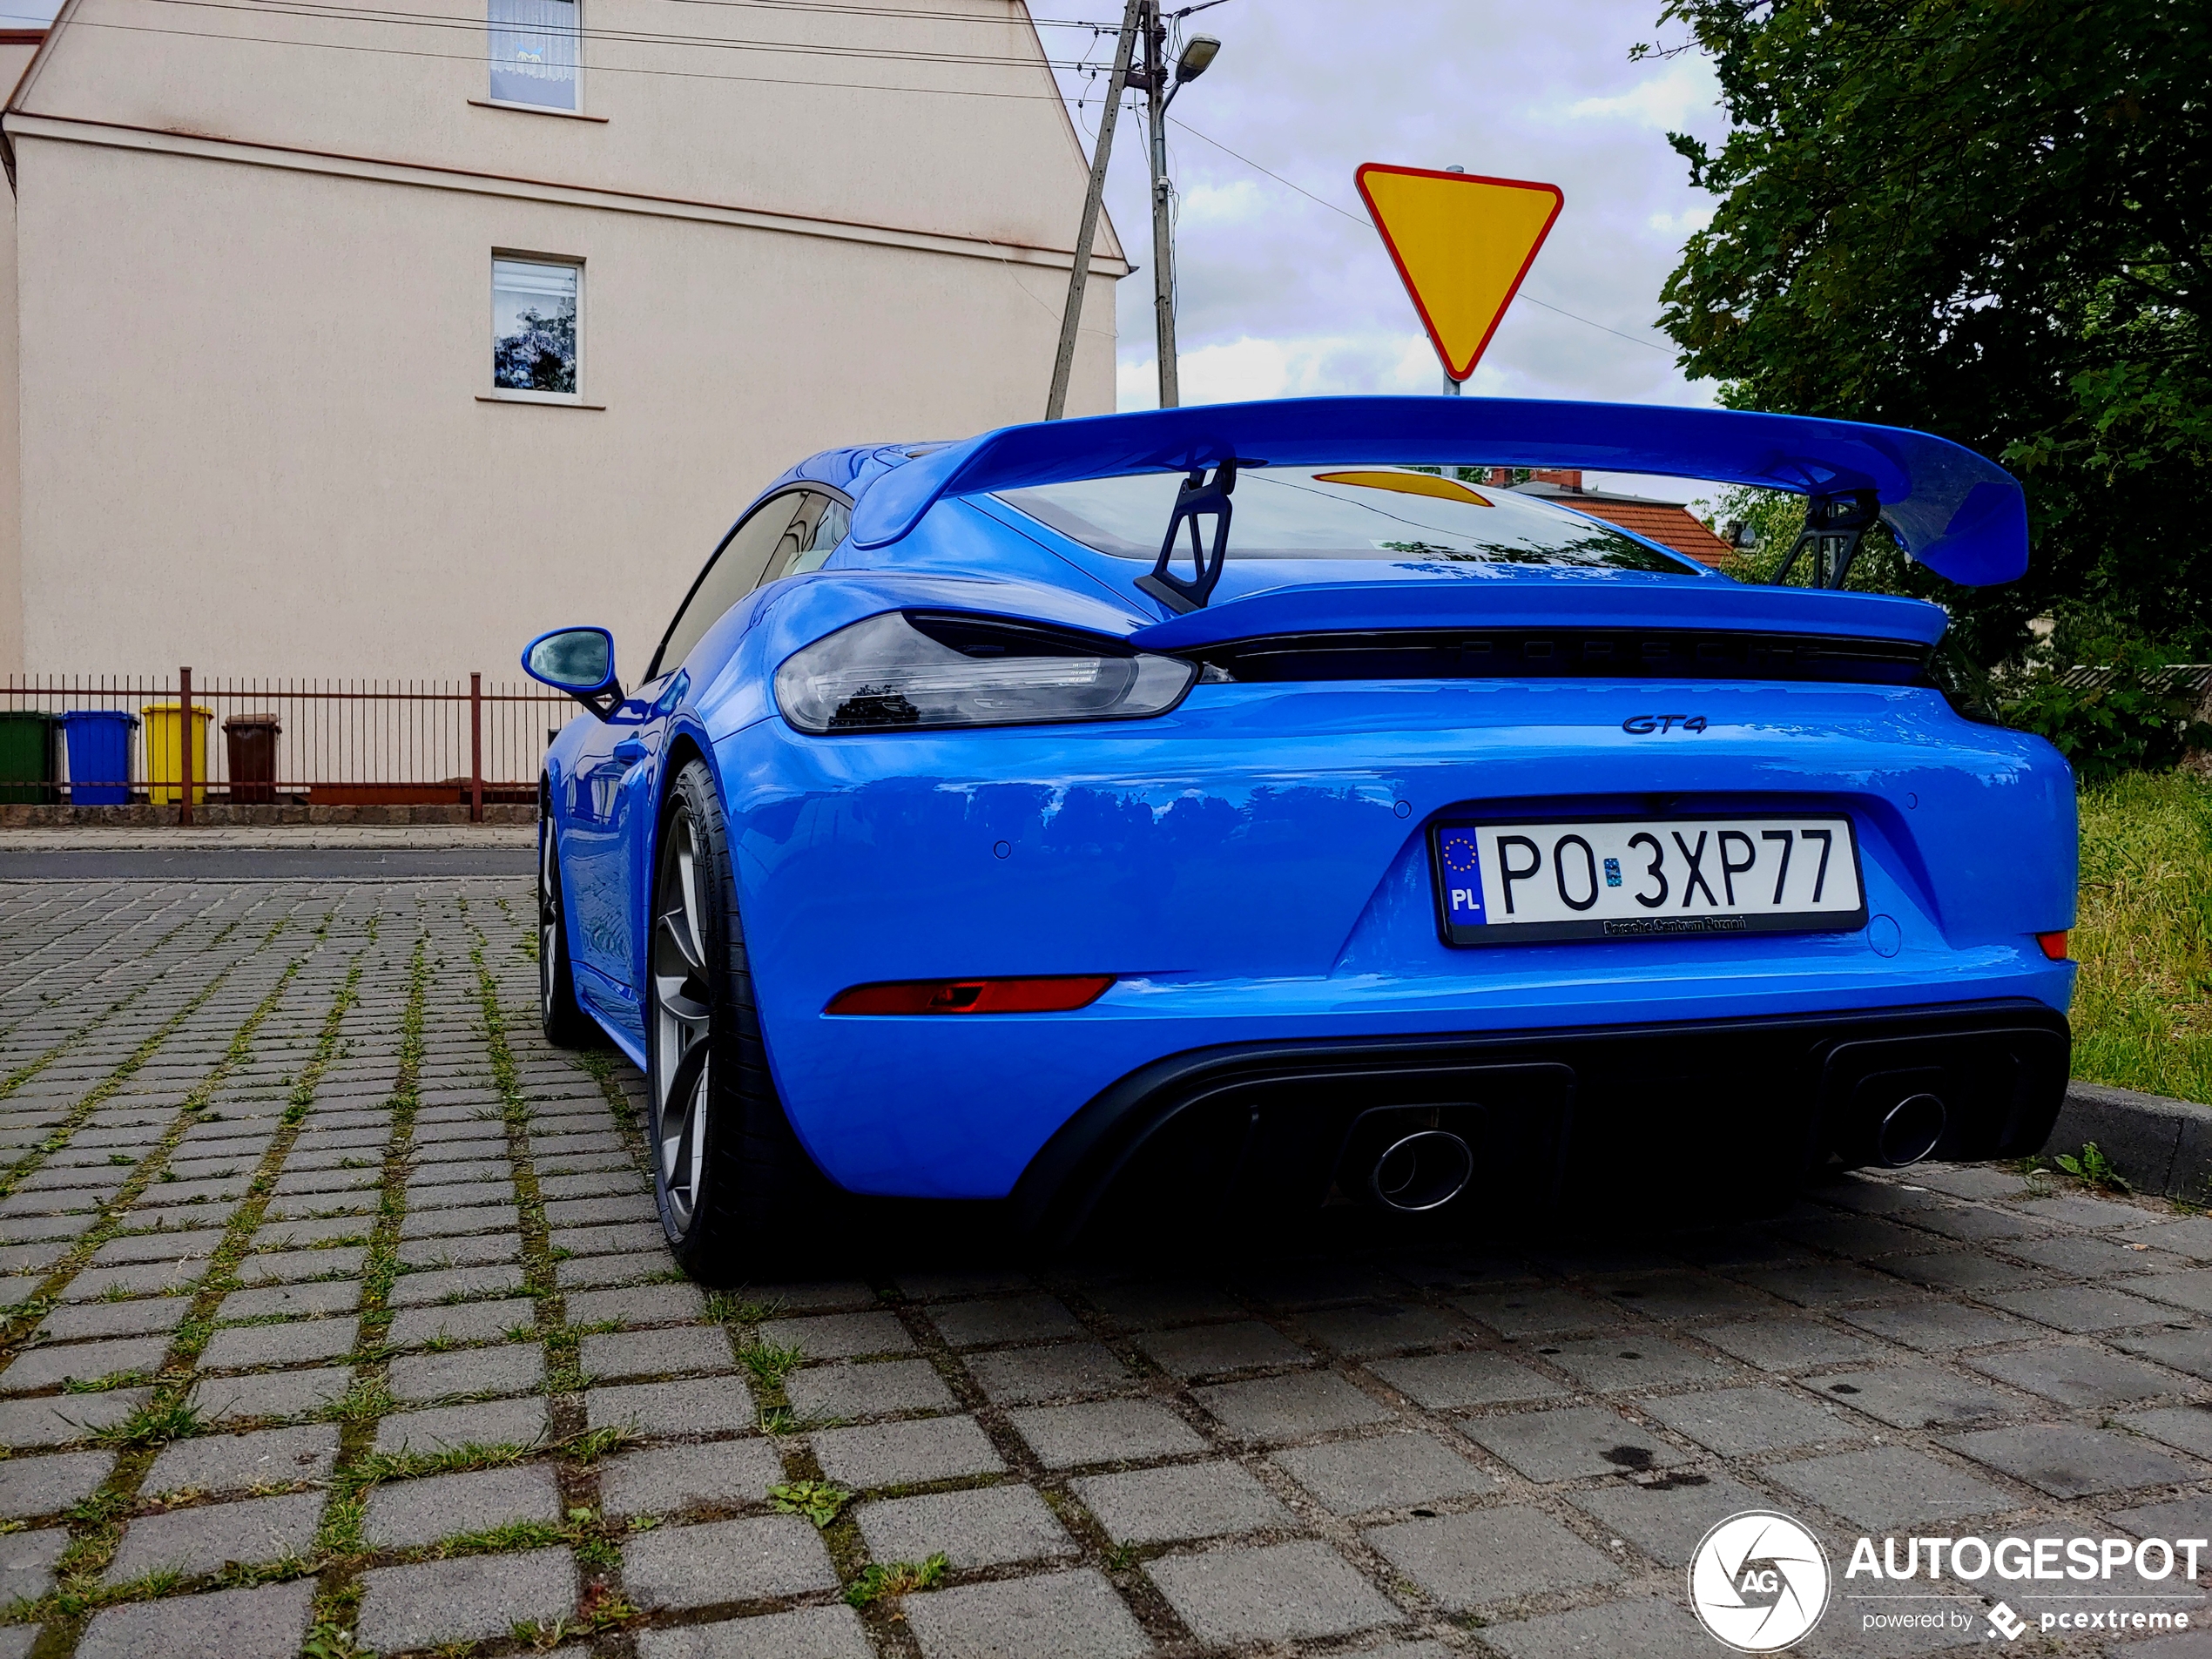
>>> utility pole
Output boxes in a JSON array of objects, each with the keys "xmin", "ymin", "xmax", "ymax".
[
  {"xmin": 1045, "ymin": 0, "xmax": 1143, "ymax": 421},
  {"xmin": 1143, "ymin": 2, "xmax": 1179, "ymax": 409}
]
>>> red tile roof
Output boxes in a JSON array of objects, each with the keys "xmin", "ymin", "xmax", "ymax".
[{"xmin": 1560, "ymin": 499, "xmax": 1740, "ymax": 569}]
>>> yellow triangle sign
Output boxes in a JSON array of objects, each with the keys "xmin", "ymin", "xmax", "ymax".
[{"xmin": 1356, "ymin": 164, "xmax": 1564, "ymax": 381}]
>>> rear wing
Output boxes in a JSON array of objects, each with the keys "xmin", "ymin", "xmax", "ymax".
[{"xmin": 847, "ymin": 396, "xmax": 2027, "ymax": 589}]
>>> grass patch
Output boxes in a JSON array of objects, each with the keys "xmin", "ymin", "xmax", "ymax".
[
  {"xmin": 2074, "ymin": 771, "xmax": 2212, "ymax": 1103},
  {"xmin": 736, "ymin": 1338, "xmax": 804, "ymax": 1391},
  {"xmin": 844, "ymin": 1553, "xmax": 948, "ymax": 1607},
  {"xmin": 768, "ymin": 1479, "xmax": 851, "ymax": 1527},
  {"xmin": 90, "ymin": 1396, "xmax": 206, "ymax": 1448}
]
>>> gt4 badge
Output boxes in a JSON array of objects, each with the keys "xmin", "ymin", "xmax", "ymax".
[{"xmin": 1622, "ymin": 714, "xmax": 1708, "ymax": 733}]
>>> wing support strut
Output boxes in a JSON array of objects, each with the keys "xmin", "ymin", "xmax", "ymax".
[
  {"xmin": 1773, "ymin": 489, "xmax": 1882, "ymax": 590},
  {"xmin": 1136, "ymin": 460, "xmax": 1238, "ymax": 614}
]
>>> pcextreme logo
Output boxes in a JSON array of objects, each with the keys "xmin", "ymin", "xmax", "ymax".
[{"xmin": 1689, "ymin": 1511, "xmax": 1831, "ymax": 1652}]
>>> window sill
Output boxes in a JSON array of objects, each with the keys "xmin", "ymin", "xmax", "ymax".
[
  {"xmin": 477, "ymin": 392, "xmax": 606, "ymax": 409},
  {"xmin": 469, "ymin": 98, "xmax": 608, "ymax": 124}
]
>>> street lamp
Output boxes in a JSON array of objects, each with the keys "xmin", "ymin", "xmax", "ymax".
[
  {"xmin": 1172, "ymin": 35, "xmax": 1221, "ymax": 91},
  {"xmin": 1145, "ymin": 17, "xmax": 1221, "ymax": 408}
]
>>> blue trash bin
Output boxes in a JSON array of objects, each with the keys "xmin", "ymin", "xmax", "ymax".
[{"xmin": 61, "ymin": 711, "xmax": 139, "ymax": 805}]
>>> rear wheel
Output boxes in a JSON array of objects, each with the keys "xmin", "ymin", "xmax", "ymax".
[
  {"xmin": 648, "ymin": 759, "xmax": 833, "ymax": 1281},
  {"xmin": 538, "ymin": 813, "xmax": 596, "ymax": 1049}
]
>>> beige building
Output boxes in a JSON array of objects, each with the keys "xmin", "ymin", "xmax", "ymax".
[{"xmin": 0, "ymin": 0, "xmax": 1123, "ymax": 679}]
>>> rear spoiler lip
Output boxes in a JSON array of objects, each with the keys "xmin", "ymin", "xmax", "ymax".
[
  {"xmin": 848, "ymin": 395, "xmax": 2027, "ymax": 589},
  {"xmin": 1126, "ymin": 577, "xmax": 1951, "ymax": 653}
]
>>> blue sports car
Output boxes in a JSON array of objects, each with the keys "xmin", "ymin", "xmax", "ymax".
[{"xmin": 523, "ymin": 397, "xmax": 2075, "ymax": 1281}]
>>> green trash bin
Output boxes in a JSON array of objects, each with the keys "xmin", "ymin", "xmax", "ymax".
[{"xmin": 0, "ymin": 711, "xmax": 58, "ymax": 805}]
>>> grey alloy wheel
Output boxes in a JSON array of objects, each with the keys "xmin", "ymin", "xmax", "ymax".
[{"xmin": 650, "ymin": 805, "xmax": 713, "ymax": 1232}]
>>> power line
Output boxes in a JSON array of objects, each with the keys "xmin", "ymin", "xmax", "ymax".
[{"xmin": 1163, "ymin": 115, "xmax": 1674, "ymax": 354}]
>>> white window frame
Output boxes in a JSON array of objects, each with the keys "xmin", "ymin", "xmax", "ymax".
[
  {"xmin": 486, "ymin": 0, "xmax": 582, "ymax": 114},
  {"xmin": 487, "ymin": 253, "xmax": 586, "ymax": 406}
]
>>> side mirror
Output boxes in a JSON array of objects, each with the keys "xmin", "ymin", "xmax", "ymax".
[{"xmin": 523, "ymin": 626, "xmax": 622, "ymax": 718}]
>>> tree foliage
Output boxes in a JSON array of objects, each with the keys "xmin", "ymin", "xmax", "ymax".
[{"xmin": 1649, "ymin": 0, "xmax": 2209, "ymax": 671}]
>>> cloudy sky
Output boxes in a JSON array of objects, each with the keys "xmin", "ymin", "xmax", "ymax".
[{"xmin": 1030, "ymin": 0, "xmax": 1731, "ymax": 496}]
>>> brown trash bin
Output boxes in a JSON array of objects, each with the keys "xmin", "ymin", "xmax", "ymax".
[{"xmin": 223, "ymin": 712, "xmax": 281, "ymax": 804}]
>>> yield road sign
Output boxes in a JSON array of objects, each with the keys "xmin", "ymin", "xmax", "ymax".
[{"xmin": 1355, "ymin": 164, "xmax": 1564, "ymax": 381}]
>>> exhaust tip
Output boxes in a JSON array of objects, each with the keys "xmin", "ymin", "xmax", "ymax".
[
  {"xmin": 1875, "ymin": 1092, "xmax": 1947, "ymax": 1167},
  {"xmin": 1370, "ymin": 1130, "xmax": 1474, "ymax": 1212}
]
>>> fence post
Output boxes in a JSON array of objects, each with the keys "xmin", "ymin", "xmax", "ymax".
[
  {"xmin": 178, "ymin": 666, "xmax": 193, "ymax": 828},
  {"xmin": 469, "ymin": 672, "xmax": 484, "ymax": 825}
]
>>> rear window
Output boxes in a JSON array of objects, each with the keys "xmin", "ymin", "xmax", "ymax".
[{"xmin": 996, "ymin": 467, "xmax": 1700, "ymax": 574}]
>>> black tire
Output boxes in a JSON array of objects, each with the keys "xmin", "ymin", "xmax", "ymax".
[
  {"xmin": 538, "ymin": 811, "xmax": 597, "ymax": 1049},
  {"xmin": 647, "ymin": 758, "xmax": 836, "ymax": 1282}
]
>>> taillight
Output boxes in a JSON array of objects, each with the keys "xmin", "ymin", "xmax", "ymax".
[
  {"xmin": 825, "ymin": 975, "xmax": 1115, "ymax": 1015},
  {"xmin": 2036, "ymin": 931, "xmax": 2069, "ymax": 961}
]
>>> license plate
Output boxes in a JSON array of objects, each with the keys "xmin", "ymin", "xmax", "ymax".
[{"xmin": 1431, "ymin": 815, "xmax": 1867, "ymax": 946}]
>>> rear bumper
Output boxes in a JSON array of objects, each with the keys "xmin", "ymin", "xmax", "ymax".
[{"xmin": 1009, "ymin": 999, "xmax": 2070, "ymax": 1243}]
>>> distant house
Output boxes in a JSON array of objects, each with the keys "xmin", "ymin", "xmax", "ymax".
[
  {"xmin": 1484, "ymin": 468, "xmax": 1741, "ymax": 570},
  {"xmin": 0, "ymin": 1, "xmax": 1123, "ymax": 678}
]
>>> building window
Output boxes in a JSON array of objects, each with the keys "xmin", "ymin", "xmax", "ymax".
[
  {"xmin": 489, "ymin": 0, "xmax": 578, "ymax": 110},
  {"xmin": 492, "ymin": 259, "xmax": 579, "ymax": 394}
]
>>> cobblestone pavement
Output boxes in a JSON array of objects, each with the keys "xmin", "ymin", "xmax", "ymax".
[{"xmin": 1, "ymin": 879, "xmax": 2210, "ymax": 1657}]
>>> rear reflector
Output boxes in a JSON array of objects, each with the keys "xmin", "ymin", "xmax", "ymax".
[
  {"xmin": 2036, "ymin": 931, "xmax": 2069, "ymax": 961},
  {"xmin": 825, "ymin": 975, "xmax": 1115, "ymax": 1015}
]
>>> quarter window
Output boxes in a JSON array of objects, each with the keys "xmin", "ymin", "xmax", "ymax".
[
  {"xmin": 489, "ymin": 0, "xmax": 578, "ymax": 109},
  {"xmin": 492, "ymin": 259, "xmax": 579, "ymax": 395}
]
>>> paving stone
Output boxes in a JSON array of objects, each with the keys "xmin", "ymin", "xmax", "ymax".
[
  {"xmin": 858, "ymin": 1483, "xmax": 1076, "ymax": 1570},
  {"xmin": 1981, "ymin": 1283, "xmax": 2173, "ymax": 1332},
  {"xmin": 2122, "ymin": 1271, "xmax": 2212, "ymax": 1319},
  {"xmin": 2013, "ymin": 1193, "xmax": 2145, "ymax": 1230},
  {"xmin": 1073, "ymin": 1459, "xmax": 1291, "ymax": 1544},
  {"xmin": 1641, "ymin": 1385, "xmax": 1866, "ymax": 1455},
  {"xmin": 199, "ymin": 1317, "xmax": 358, "ymax": 1371},
  {"xmin": 556, "ymin": 1250, "xmax": 671, "ymax": 1290},
  {"xmin": 1804, "ymin": 1363, "xmax": 2022, "ymax": 1429},
  {"xmin": 812, "ymin": 1413, "xmax": 1004, "ymax": 1489},
  {"xmin": 1298, "ymin": 1301, "xmax": 1468, "ymax": 1356},
  {"xmin": 1451, "ymin": 1288, "xmax": 1622, "ymax": 1338},
  {"xmin": 1885, "ymin": 1251, "xmax": 2050, "ymax": 1294},
  {"xmin": 2009, "ymin": 1233, "xmax": 2184, "ymax": 1276},
  {"xmin": 1766, "ymin": 1444, "xmax": 2017, "ymax": 1530},
  {"xmin": 144, "ymin": 1424, "xmax": 341, "ymax": 1496},
  {"xmin": 1150, "ymin": 1536, "xmax": 1399, "ymax": 1643},
  {"xmin": 1730, "ymin": 1261, "xmax": 1903, "ymax": 1306},
  {"xmin": 1274, "ymin": 1431, "xmax": 1500, "ymax": 1514},
  {"xmin": 191, "ymin": 1365, "xmax": 351, "ymax": 1421},
  {"xmin": 1191, "ymin": 1369, "xmax": 1393, "ymax": 1441},
  {"xmin": 1939, "ymin": 1423, "xmax": 2201, "ymax": 1499},
  {"xmin": 1463, "ymin": 1405, "xmax": 1684, "ymax": 1482},
  {"xmin": 2107, "ymin": 1493, "xmax": 2212, "ymax": 1541},
  {"xmin": 896, "ymin": 1269, "xmax": 1035, "ymax": 1301},
  {"xmin": 600, "ymin": 1439, "xmax": 786, "ymax": 1516},
  {"xmin": 966, "ymin": 1342, "xmax": 1131, "ymax": 1405},
  {"xmin": 216, "ymin": 1279, "xmax": 359, "ymax": 1319},
  {"xmin": 1833, "ymin": 1299, "xmax": 2034, "ymax": 1352},
  {"xmin": 901, "ymin": 1568, "xmax": 1151, "ymax": 1659},
  {"xmin": 927, "ymin": 1293, "xmax": 1084, "ymax": 1348},
  {"xmin": 1967, "ymin": 1345, "xmax": 2183, "ymax": 1408},
  {"xmin": 623, "ymin": 1514, "xmax": 838, "ymax": 1609},
  {"xmin": 1696, "ymin": 1318, "xmax": 1889, "ymax": 1372},
  {"xmin": 1602, "ymin": 1270, "xmax": 1777, "ymax": 1321},
  {"xmin": 0, "ymin": 1386, "xmax": 151, "ymax": 1447},
  {"xmin": 1568, "ymin": 1470, "xmax": 1771, "ymax": 1567},
  {"xmin": 375, "ymin": 1394, "xmax": 550, "ymax": 1454},
  {"xmin": 397, "ymin": 1232, "xmax": 523, "ymax": 1269},
  {"xmin": 1482, "ymin": 1594, "xmax": 1713, "ymax": 1659},
  {"xmin": 1138, "ymin": 1320, "xmax": 1310, "ymax": 1378},
  {"xmin": 1367, "ymin": 1349, "xmax": 1568, "ymax": 1408},
  {"xmin": 756, "ymin": 1310, "xmax": 912, "ymax": 1359},
  {"xmin": 2114, "ymin": 1328, "xmax": 2212, "ymax": 1381},
  {"xmin": 1368, "ymin": 1504, "xmax": 1620, "ymax": 1609},
  {"xmin": 0, "ymin": 1447, "xmax": 113, "ymax": 1516},
  {"xmin": 2120, "ymin": 1406, "xmax": 2212, "ymax": 1460},
  {"xmin": 251, "ymin": 1216, "xmax": 372, "ymax": 1251},
  {"xmin": 1532, "ymin": 1334, "xmax": 1737, "ymax": 1393},
  {"xmin": 0, "ymin": 1526, "xmax": 66, "ymax": 1603},
  {"xmin": 1084, "ymin": 1281, "xmax": 1244, "ymax": 1328},
  {"xmin": 637, "ymin": 1606, "xmax": 873, "ymax": 1659},
  {"xmin": 582, "ymin": 1325, "xmax": 732, "ymax": 1381},
  {"xmin": 365, "ymin": 1462, "xmax": 563, "ymax": 1548},
  {"xmin": 388, "ymin": 1263, "xmax": 525, "ymax": 1305},
  {"xmin": 0, "ymin": 1333, "xmax": 169, "ymax": 1393},
  {"xmin": 235, "ymin": 1246, "xmax": 367, "ymax": 1285},
  {"xmin": 1008, "ymin": 1399, "xmax": 1208, "ymax": 1467},
  {"xmin": 62, "ymin": 1262, "xmax": 202, "ymax": 1299},
  {"xmin": 786, "ymin": 1358, "xmax": 956, "ymax": 1420},
  {"xmin": 77, "ymin": 1579, "xmax": 317, "ymax": 1659},
  {"xmin": 386, "ymin": 1296, "xmax": 539, "ymax": 1348},
  {"xmin": 401, "ymin": 1203, "xmax": 522, "ymax": 1240},
  {"xmin": 356, "ymin": 1547, "xmax": 577, "ymax": 1650},
  {"xmin": 2121, "ymin": 1218, "xmax": 2212, "ymax": 1261},
  {"xmin": 88, "ymin": 1226, "xmax": 229, "ymax": 1265},
  {"xmin": 35, "ymin": 1296, "xmax": 191, "ymax": 1342},
  {"xmin": 553, "ymin": 1221, "xmax": 668, "ymax": 1256},
  {"xmin": 586, "ymin": 1376, "xmax": 754, "ymax": 1438},
  {"xmin": 563, "ymin": 1281, "xmax": 708, "ymax": 1326},
  {"xmin": 388, "ymin": 1341, "xmax": 545, "ymax": 1402},
  {"xmin": 105, "ymin": 1488, "xmax": 324, "ymax": 1581}
]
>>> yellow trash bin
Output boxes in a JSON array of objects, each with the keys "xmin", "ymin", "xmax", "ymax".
[{"xmin": 141, "ymin": 704, "xmax": 213, "ymax": 805}]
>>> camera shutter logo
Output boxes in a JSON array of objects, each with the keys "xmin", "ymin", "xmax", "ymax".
[{"xmin": 1689, "ymin": 1511, "xmax": 1831, "ymax": 1651}]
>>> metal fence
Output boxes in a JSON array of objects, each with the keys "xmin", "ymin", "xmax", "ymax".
[
  {"xmin": 2060, "ymin": 664, "xmax": 2212, "ymax": 697},
  {"xmin": 1, "ymin": 671, "xmax": 571, "ymax": 820}
]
